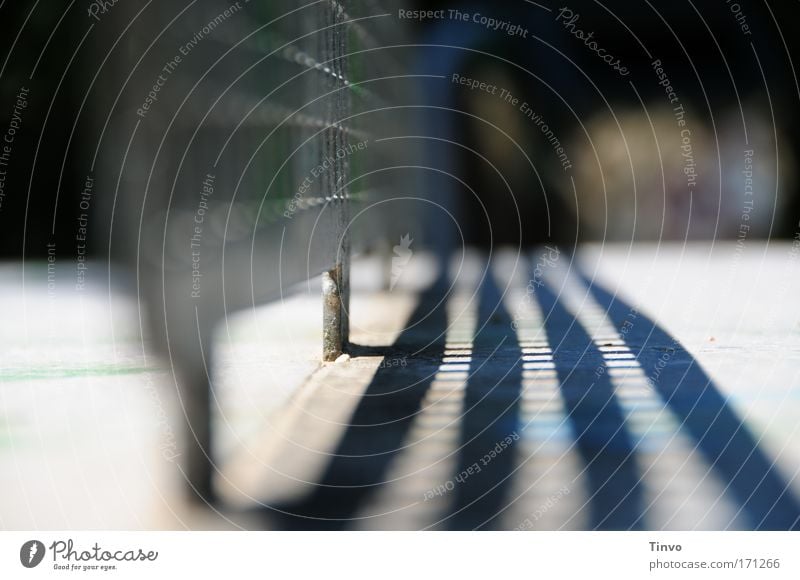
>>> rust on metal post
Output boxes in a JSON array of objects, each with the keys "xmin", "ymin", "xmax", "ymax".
[{"xmin": 322, "ymin": 263, "xmax": 346, "ymax": 361}]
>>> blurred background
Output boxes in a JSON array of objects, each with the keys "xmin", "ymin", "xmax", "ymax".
[
  {"xmin": 1, "ymin": 0, "xmax": 800, "ymax": 530},
  {"xmin": 1, "ymin": 0, "xmax": 799, "ymax": 259}
]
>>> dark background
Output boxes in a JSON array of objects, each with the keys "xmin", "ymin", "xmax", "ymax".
[{"xmin": 1, "ymin": 0, "xmax": 798, "ymax": 257}]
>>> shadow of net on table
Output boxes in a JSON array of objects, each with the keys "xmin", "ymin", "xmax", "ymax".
[
  {"xmin": 254, "ymin": 259, "xmax": 799, "ymax": 530},
  {"xmin": 533, "ymin": 280, "xmax": 645, "ymax": 530},
  {"xmin": 264, "ymin": 259, "xmax": 525, "ymax": 530},
  {"xmin": 581, "ymin": 271, "xmax": 800, "ymax": 530}
]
